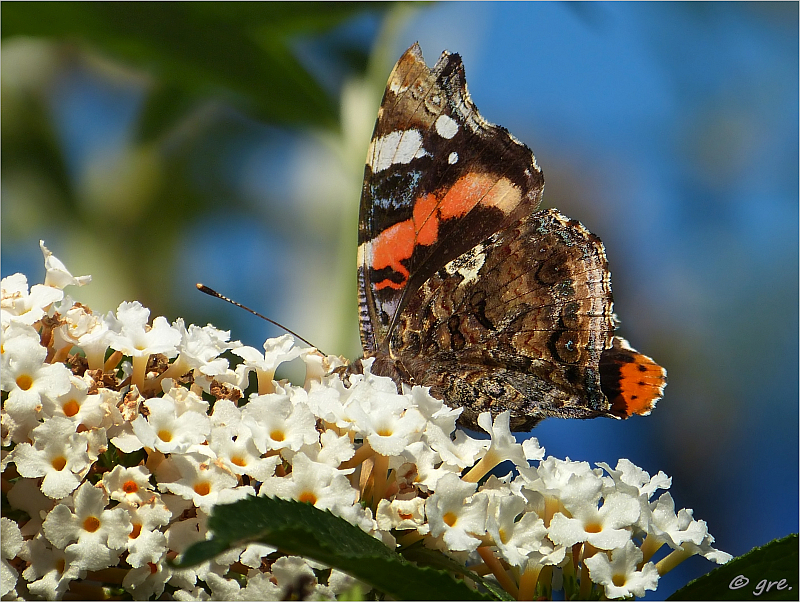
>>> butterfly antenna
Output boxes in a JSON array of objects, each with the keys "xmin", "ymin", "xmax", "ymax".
[{"xmin": 196, "ymin": 283, "xmax": 318, "ymax": 350}]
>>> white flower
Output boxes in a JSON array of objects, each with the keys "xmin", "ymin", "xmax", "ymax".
[
  {"xmin": 376, "ymin": 497, "xmax": 428, "ymax": 533},
  {"xmin": 40, "ymin": 241, "xmax": 91, "ymax": 289},
  {"xmin": 463, "ymin": 411, "xmax": 528, "ymax": 482},
  {"xmin": 301, "ymin": 349, "xmax": 346, "ymax": 386},
  {"xmin": 585, "ymin": 541, "xmax": 659, "ymax": 598},
  {"xmin": 107, "ymin": 301, "xmax": 181, "ymax": 359},
  {"xmin": 416, "ymin": 387, "xmax": 485, "ymax": 470},
  {"xmin": 6, "ymin": 478, "xmax": 55, "ymax": 537},
  {"xmin": 236, "ymin": 571, "xmax": 281, "ymax": 599},
  {"xmin": 232, "ymin": 334, "xmax": 303, "ymax": 394},
  {"xmin": 210, "ymin": 424, "xmax": 282, "ymax": 481},
  {"xmin": 124, "ymin": 500, "xmax": 172, "ymax": 568},
  {"xmin": 599, "ymin": 458, "xmax": 671, "ymax": 499},
  {"xmin": 209, "ymin": 398, "xmax": 243, "ymax": 429},
  {"xmin": 304, "ymin": 375, "xmax": 349, "ymax": 425},
  {"xmin": 1, "ymin": 404, "xmax": 41, "ymax": 446},
  {"xmin": 508, "ymin": 512, "xmax": 564, "ymax": 568},
  {"xmin": 165, "ymin": 385, "xmax": 209, "ymax": 414},
  {"xmin": 241, "ymin": 392, "xmax": 318, "ymax": 454},
  {"xmin": 131, "ymin": 394, "xmax": 211, "ymax": 454},
  {"xmin": 485, "ymin": 493, "xmax": 529, "ymax": 567},
  {"xmin": 240, "ymin": 542, "xmax": 278, "ymax": 569},
  {"xmin": 102, "ymin": 465, "xmax": 157, "ymax": 506},
  {"xmin": 170, "ymin": 319, "xmax": 238, "ymax": 377},
  {"xmin": 520, "ymin": 456, "xmax": 604, "ymax": 510},
  {"xmin": 261, "ymin": 452, "xmax": 357, "ymax": 514},
  {"xmin": 42, "ymin": 482, "xmax": 132, "ymax": 571},
  {"xmin": 548, "ymin": 491, "xmax": 641, "ymax": 550},
  {"xmin": 156, "ymin": 452, "xmax": 239, "ymax": 514},
  {"xmin": 400, "ymin": 440, "xmax": 460, "ymax": 491},
  {"xmin": 122, "ymin": 557, "xmax": 171, "ymax": 601},
  {"xmin": 426, "ymin": 472, "xmax": 489, "ymax": 552},
  {"xmin": 19, "ymin": 533, "xmax": 83, "ymax": 601},
  {"xmin": 203, "ymin": 570, "xmax": 243, "ymax": 600},
  {"xmin": 647, "ymin": 492, "xmax": 708, "ymax": 548},
  {"xmin": 522, "ymin": 436, "xmax": 545, "ymax": 462},
  {"xmin": 1, "ymin": 272, "xmax": 63, "ymax": 327},
  {"xmin": 1, "ymin": 334, "xmax": 72, "ymax": 418},
  {"xmin": 300, "ymin": 428, "xmax": 355, "ymax": 467},
  {"xmin": 681, "ymin": 531, "xmax": 733, "ymax": 564},
  {"xmin": 12, "ymin": 417, "xmax": 91, "ymax": 499},
  {"xmin": 362, "ymin": 404, "xmax": 427, "ymax": 457},
  {"xmin": 1, "ymin": 517, "xmax": 23, "ymax": 598},
  {"xmin": 52, "ymin": 303, "xmax": 112, "ymax": 370},
  {"xmin": 42, "ymin": 374, "xmax": 105, "ymax": 429}
]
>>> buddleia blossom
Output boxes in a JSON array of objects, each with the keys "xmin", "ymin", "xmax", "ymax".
[
  {"xmin": 11, "ymin": 417, "xmax": 92, "ymax": 499},
  {"xmin": 0, "ymin": 244, "xmax": 730, "ymax": 600}
]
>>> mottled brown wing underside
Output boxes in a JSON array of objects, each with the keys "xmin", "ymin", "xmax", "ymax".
[{"xmin": 387, "ymin": 208, "xmax": 618, "ymax": 431}]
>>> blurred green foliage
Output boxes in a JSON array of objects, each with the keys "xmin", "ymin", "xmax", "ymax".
[
  {"xmin": 1, "ymin": 2, "xmax": 391, "ymax": 321},
  {"xmin": 2, "ymin": 2, "xmax": 388, "ymax": 131}
]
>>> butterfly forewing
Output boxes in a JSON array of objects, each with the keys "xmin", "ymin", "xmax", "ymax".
[{"xmin": 358, "ymin": 43, "xmax": 544, "ymax": 354}]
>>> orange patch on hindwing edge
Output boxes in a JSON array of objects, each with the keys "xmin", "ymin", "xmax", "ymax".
[
  {"xmin": 370, "ymin": 173, "xmax": 519, "ymax": 290},
  {"xmin": 599, "ymin": 337, "xmax": 666, "ymax": 418}
]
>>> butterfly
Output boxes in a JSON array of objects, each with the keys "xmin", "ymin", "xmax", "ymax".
[{"xmin": 353, "ymin": 43, "xmax": 666, "ymax": 431}]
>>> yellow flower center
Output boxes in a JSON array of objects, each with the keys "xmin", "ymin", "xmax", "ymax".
[
  {"xmin": 62, "ymin": 399, "xmax": 80, "ymax": 417},
  {"xmin": 83, "ymin": 516, "xmax": 101, "ymax": 533},
  {"xmin": 612, "ymin": 574, "xmax": 627, "ymax": 587},
  {"xmin": 270, "ymin": 430, "xmax": 285, "ymax": 442},
  {"xmin": 298, "ymin": 491, "xmax": 317, "ymax": 505},
  {"xmin": 16, "ymin": 374, "xmax": 33, "ymax": 391},
  {"xmin": 498, "ymin": 527, "xmax": 509, "ymax": 544},
  {"xmin": 585, "ymin": 522, "xmax": 602, "ymax": 533},
  {"xmin": 443, "ymin": 512, "xmax": 458, "ymax": 527},
  {"xmin": 193, "ymin": 481, "xmax": 211, "ymax": 496},
  {"xmin": 157, "ymin": 429, "xmax": 173, "ymax": 443},
  {"xmin": 51, "ymin": 456, "xmax": 67, "ymax": 471}
]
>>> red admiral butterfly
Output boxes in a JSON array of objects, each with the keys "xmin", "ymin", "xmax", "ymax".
[{"xmin": 354, "ymin": 44, "xmax": 666, "ymax": 431}]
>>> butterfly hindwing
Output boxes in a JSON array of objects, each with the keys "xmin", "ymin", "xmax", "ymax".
[{"xmin": 389, "ymin": 208, "xmax": 618, "ymax": 430}]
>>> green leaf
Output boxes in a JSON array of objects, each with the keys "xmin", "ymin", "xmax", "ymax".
[
  {"xmin": 177, "ymin": 495, "xmax": 497, "ymax": 600},
  {"xmin": 1, "ymin": 2, "xmax": 390, "ymax": 132},
  {"xmin": 668, "ymin": 534, "xmax": 798, "ymax": 600},
  {"xmin": 400, "ymin": 540, "xmax": 514, "ymax": 601}
]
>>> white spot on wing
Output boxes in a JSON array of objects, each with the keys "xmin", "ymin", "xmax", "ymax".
[
  {"xmin": 389, "ymin": 81, "xmax": 409, "ymax": 95},
  {"xmin": 448, "ymin": 152, "xmax": 458, "ymax": 164},
  {"xmin": 435, "ymin": 114, "xmax": 459, "ymax": 139},
  {"xmin": 369, "ymin": 130, "xmax": 427, "ymax": 173},
  {"xmin": 445, "ymin": 243, "xmax": 486, "ymax": 287}
]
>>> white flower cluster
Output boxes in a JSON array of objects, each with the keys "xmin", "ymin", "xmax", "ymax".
[{"xmin": 1, "ymin": 243, "xmax": 730, "ymax": 600}]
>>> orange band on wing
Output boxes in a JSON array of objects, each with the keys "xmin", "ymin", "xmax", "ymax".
[
  {"xmin": 371, "ymin": 220, "xmax": 414, "ymax": 290},
  {"xmin": 369, "ymin": 173, "xmax": 518, "ymax": 291}
]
